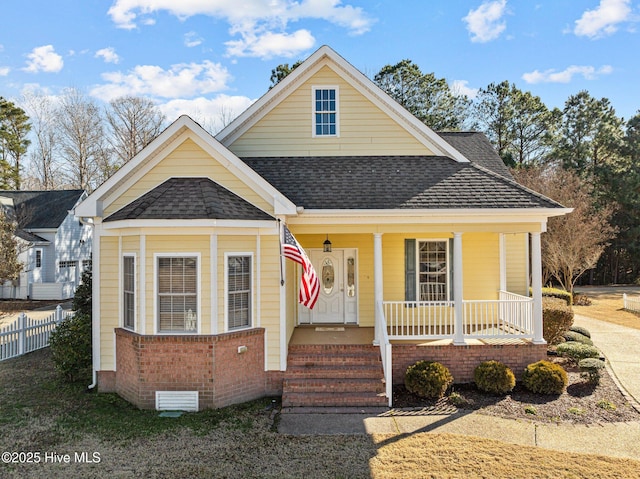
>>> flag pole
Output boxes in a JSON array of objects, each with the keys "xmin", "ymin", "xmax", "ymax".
[{"xmin": 277, "ymin": 219, "xmax": 285, "ymax": 286}]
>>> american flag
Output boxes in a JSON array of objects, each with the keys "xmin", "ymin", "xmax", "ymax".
[{"xmin": 282, "ymin": 225, "xmax": 320, "ymax": 309}]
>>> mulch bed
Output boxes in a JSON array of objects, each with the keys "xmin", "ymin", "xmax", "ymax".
[{"xmin": 392, "ymin": 356, "xmax": 640, "ymax": 424}]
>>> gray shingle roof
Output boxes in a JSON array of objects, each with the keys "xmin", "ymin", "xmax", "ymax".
[
  {"xmin": 0, "ymin": 190, "xmax": 85, "ymax": 229},
  {"xmin": 242, "ymin": 156, "xmax": 564, "ymax": 210},
  {"xmin": 437, "ymin": 131, "xmax": 513, "ymax": 178},
  {"xmin": 104, "ymin": 177, "xmax": 274, "ymax": 222}
]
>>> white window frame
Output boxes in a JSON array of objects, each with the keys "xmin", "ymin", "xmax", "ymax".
[
  {"xmin": 122, "ymin": 253, "xmax": 136, "ymax": 331},
  {"xmin": 312, "ymin": 85, "xmax": 339, "ymax": 138},
  {"xmin": 417, "ymin": 239, "xmax": 450, "ymax": 302},
  {"xmin": 154, "ymin": 253, "xmax": 201, "ymax": 334},
  {"xmin": 224, "ymin": 252, "xmax": 254, "ymax": 332},
  {"xmin": 35, "ymin": 249, "xmax": 43, "ymax": 269}
]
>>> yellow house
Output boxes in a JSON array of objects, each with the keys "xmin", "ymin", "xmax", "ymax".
[{"xmin": 75, "ymin": 46, "xmax": 570, "ymax": 410}]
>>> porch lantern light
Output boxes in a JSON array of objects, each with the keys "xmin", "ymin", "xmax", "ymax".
[{"xmin": 323, "ymin": 235, "xmax": 332, "ymax": 252}]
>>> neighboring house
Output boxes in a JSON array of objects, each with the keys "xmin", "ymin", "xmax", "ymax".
[
  {"xmin": 0, "ymin": 190, "xmax": 93, "ymax": 300},
  {"xmin": 75, "ymin": 46, "xmax": 570, "ymax": 411}
]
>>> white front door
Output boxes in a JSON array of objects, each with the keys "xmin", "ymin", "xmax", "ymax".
[
  {"xmin": 312, "ymin": 250, "xmax": 344, "ymax": 323},
  {"xmin": 298, "ymin": 249, "xmax": 358, "ymax": 324}
]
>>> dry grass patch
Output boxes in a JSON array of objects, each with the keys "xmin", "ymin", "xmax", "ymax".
[
  {"xmin": 370, "ymin": 433, "xmax": 640, "ymax": 479},
  {"xmin": 3, "ymin": 342, "xmax": 640, "ymax": 478},
  {"xmin": 574, "ymin": 289, "xmax": 640, "ymax": 330}
]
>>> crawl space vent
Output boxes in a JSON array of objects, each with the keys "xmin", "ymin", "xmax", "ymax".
[{"xmin": 155, "ymin": 391, "xmax": 199, "ymax": 412}]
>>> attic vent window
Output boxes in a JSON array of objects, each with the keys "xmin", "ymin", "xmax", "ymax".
[{"xmin": 313, "ymin": 86, "xmax": 338, "ymax": 137}]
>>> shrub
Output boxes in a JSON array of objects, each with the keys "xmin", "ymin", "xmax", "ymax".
[
  {"xmin": 579, "ymin": 358, "xmax": 606, "ymax": 384},
  {"xmin": 405, "ymin": 361, "xmax": 453, "ymax": 399},
  {"xmin": 72, "ymin": 267, "xmax": 92, "ymax": 316},
  {"xmin": 541, "ymin": 287, "xmax": 572, "ymax": 305},
  {"xmin": 563, "ymin": 331, "xmax": 593, "ymax": 345},
  {"xmin": 556, "ymin": 342, "xmax": 600, "ymax": 363},
  {"xmin": 473, "ymin": 360, "xmax": 515, "ymax": 395},
  {"xmin": 522, "ymin": 360, "xmax": 568, "ymax": 395},
  {"xmin": 572, "ymin": 294, "xmax": 592, "ymax": 306},
  {"xmin": 448, "ymin": 391, "xmax": 473, "ymax": 408},
  {"xmin": 596, "ymin": 399, "xmax": 616, "ymax": 411},
  {"xmin": 49, "ymin": 312, "xmax": 92, "ymax": 382},
  {"xmin": 542, "ymin": 297, "xmax": 574, "ymax": 344},
  {"xmin": 569, "ymin": 325, "xmax": 591, "ymax": 338},
  {"xmin": 50, "ymin": 268, "xmax": 93, "ymax": 382}
]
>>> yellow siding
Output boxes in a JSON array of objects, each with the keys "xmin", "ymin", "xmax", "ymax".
[
  {"xmin": 229, "ymin": 65, "xmax": 433, "ymax": 157},
  {"xmin": 100, "ymin": 237, "xmax": 119, "ymax": 370},
  {"xmin": 104, "ymin": 138, "xmax": 272, "ymax": 217},
  {"xmin": 285, "ymin": 260, "xmax": 296, "ymax": 346},
  {"xmin": 260, "ymin": 235, "xmax": 282, "ymax": 370},
  {"xmin": 506, "ymin": 233, "xmax": 529, "ymax": 296},
  {"xmin": 121, "ymin": 236, "xmax": 139, "ymax": 253},
  {"xmin": 290, "ymin": 231, "xmax": 511, "ymax": 326},
  {"xmin": 463, "ymin": 233, "xmax": 500, "ymax": 300}
]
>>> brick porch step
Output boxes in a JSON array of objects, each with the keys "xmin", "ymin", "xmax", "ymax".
[
  {"xmin": 283, "ymin": 377, "xmax": 385, "ymax": 394},
  {"xmin": 282, "ymin": 391, "xmax": 388, "ymax": 408},
  {"xmin": 282, "ymin": 344, "xmax": 388, "ymax": 408}
]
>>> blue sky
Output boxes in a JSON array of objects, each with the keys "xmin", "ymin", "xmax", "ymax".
[{"xmin": 1, "ymin": 0, "xmax": 639, "ymax": 131}]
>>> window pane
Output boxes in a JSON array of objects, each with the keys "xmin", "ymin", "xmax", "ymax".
[
  {"xmin": 314, "ymin": 88, "xmax": 337, "ymax": 136},
  {"xmin": 418, "ymin": 241, "xmax": 448, "ymax": 301},
  {"xmin": 157, "ymin": 256, "xmax": 197, "ymax": 332},
  {"xmin": 228, "ymin": 255, "xmax": 251, "ymax": 330},
  {"xmin": 123, "ymin": 256, "xmax": 135, "ymax": 329}
]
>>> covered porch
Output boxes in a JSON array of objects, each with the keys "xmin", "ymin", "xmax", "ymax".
[{"xmin": 282, "ymin": 227, "xmax": 547, "ymax": 408}]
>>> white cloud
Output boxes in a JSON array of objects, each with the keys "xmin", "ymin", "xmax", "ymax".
[
  {"xmin": 225, "ymin": 29, "xmax": 315, "ymax": 58},
  {"xmin": 0, "ymin": 66, "xmax": 10, "ymax": 76},
  {"xmin": 450, "ymin": 80, "xmax": 478, "ymax": 99},
  {"xmin": 574, "ymin": 0, "xmax": 632, "ymax": 38},
  {"xmin": 95, "ymin": 47, "xmax": 121, "ymax": 64},
  {"xmin": 107, "ymin": 0, "xmax": 374, "ymax": 58},
  {"xmin": 184, "ymin": 31, "xmax": 203, "ymax": 48},
  {"xmin": 463, "ymin": 0, "xmax": 508, "ymax": 43},
  {"xmin": 522, "ymin": 65, "xmax": 613, "ymax": 84},
  {"xmin": 159, "ymin": 94, "xmax": 255, "ymax": 132},
  {"xmin": 90, "ymin": 60, "xmax": 232, "ymax": 101},
  {"xmin": 23, "ymin": 45, "xmax": 64, "ymax": 73}
]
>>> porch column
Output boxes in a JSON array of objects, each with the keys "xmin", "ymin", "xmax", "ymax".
[
  {"xmin": 531, "ymin": 232, "xmax": 545, "ymax": 344},
  {"xmin": 452, "ymin": 232, "xmax": 465, "ymax": 345},
  {"xmin": 373, "ymin": 233, "xmax": 383, "ymax": 345},
  {"xmin": 499, "ymin": 233, "xmax": 506, "ymax": 291}
]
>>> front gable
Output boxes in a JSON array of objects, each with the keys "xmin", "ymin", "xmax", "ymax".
[
  {"xmin": 227, "ymin": 65, "xmax": 433, "ymax": 157},
  {"xmin": 217, "ymin": 46, "xmax": 469, "ymax": 162},
  {"xmin": 76, "ymin": 116, "xmax": 296, "ymax": 220}
]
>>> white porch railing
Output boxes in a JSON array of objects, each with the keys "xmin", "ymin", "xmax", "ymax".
[
  {"xmin": 384, "ymin": 300, "xmax": 454, "ymax": 340},
  {"xmin": 462, "ymin": 291, "xmax": 533, "ymax": 339},
  {"xmin": 382, "ymin": 291, "xmax": 533, "ymax": 341},
  {"xmin": 0, "ymin": 305, "xmax": 72, "ymax": 361},
  {"xmin": 375, "ymin": 301, "xmax": 393, "ymax": 407},
  {"xmin": 623, "ymin": 293, "xmax": 640, "ymax": 314}
]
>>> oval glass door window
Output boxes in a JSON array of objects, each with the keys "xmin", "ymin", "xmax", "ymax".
[{"xmin": 322, "ymin": 258, "xmax": 334, "ymax": 294}]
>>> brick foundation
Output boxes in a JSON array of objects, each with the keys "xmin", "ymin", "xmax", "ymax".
[
  {"xmin": 100, "ymin": 329, "xmax": 547, "ymax": 409},
  {"xmin": 392, "ymin": 341, "xmax": 547, "ymax": 384},
  {"xmin": 109, "ymin": 328, "xmax": 270, "ymax": 409}
]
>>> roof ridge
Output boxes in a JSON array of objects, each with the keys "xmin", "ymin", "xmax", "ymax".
[{"xmin": 469, "ymin": 162, "xmax": 566, "ymax": 209}]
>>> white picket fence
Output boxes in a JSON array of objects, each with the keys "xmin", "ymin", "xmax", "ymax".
[
  {"xmin": 0, "ymin": 305, "xmax": 73, "ymax": 361},
  {"xmin": 623, "ymin": 293, "xmax": 640, "ymax": 314}
]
